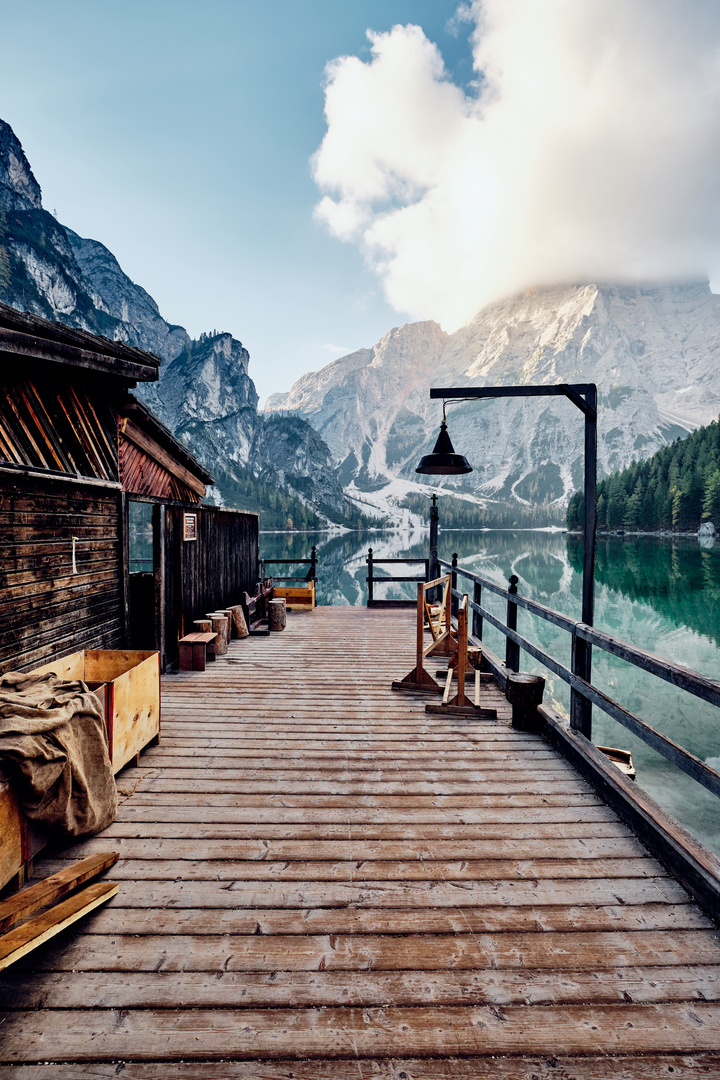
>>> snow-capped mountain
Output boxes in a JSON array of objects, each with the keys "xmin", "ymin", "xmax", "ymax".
[{"xmin": 267, "ymin": 281, "xmax": 720, "ymax": 511}]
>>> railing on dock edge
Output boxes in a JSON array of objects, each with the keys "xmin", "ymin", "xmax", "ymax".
[
  {"xmin": 366, "ymin": 547, "xmax": 429, "ymax": 609},
  {"xmin": 260, "ymin": 546, "xmax": 317, "ymax": 585},
  {"xmin": 438, "ymin": 555, "xmax": 720, "ymax": 804}
]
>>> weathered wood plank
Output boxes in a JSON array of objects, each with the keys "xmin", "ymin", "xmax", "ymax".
[
  {"xmin": 2, "ymin": 1003, "xmax": 720, "ymax": 1060},
  {"xmin": 3, "ymin": 965, "xmax": 719, "ymax": 1010},
  {"xmin": 99, "ymin": 820, "xmax": 631, "ymax": 840},
  {"xmin": 0, "ymin": 853, "xmax": 118, "ymax": 933},
  {"xmin": 38, "ymin": 856, "xmax": 662, "ymax": 881},
  {"xmin": 118, "ymin": 793, "xmax": 604, "ymax": 808},
  {"xmin": 21, "ymin": 929, "xmax": 720, "ymax": 973},
  {"xmin": 0, "ymin": 883, "xmax": 118, "ymax": 971},
  {"xmin": 1, "ymin": 1056, "xmax": 718, "ymax": 1080},
  {"xmin": 77, "ymin": 902, "xmax": 713, "ymax": 936},
  {"xmin": 32, "ymin": 876, "xmax": 687, "ymax": 908},
  {"xmin": 66, "ymin": 837, "xmax": 645, "ymax": 862}
]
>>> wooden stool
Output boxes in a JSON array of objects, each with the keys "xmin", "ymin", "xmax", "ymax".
[
  {"xmin": 179, "ymin": 632, "xmax": 218, "ymax": 671},
  {"xmin": 268, "ymin": 598, "xmax": 286, "ymax": 632},
  {"xmin": 228, "ymin": 604, "xmax": 249, "ymax": 639},
  {"xmin": 206, "ymin": 614, "xmax": 229, "ymax": 655}
]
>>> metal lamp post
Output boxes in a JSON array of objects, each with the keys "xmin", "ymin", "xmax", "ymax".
[{"xmin": 417, "ymin": 383, "xmax": 597, "ymax": 738}]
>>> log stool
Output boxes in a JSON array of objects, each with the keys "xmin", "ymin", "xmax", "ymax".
[
  {"xmin": 268, "ymin": 598, "xmax": 286, "ymax": 632},
  {"xmin": 207, "ymin": 613, "xmax": 229, "ymax": 655},
  {"xmin": 228, "ymin": 604, "xmax": 249, "ymax": 639}
]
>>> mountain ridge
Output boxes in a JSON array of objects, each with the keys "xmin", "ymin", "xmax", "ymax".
[
  {"xmin": 267, "ymin": 279, "xmax": 719, "ymax": 520},
  {"xmin": 0, "ymin": 116, "xmax": 363, "ymax": 530}
]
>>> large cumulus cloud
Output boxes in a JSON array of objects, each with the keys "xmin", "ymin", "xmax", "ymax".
[{"xmin": 312, "ymin": 0, "xmax": 720, "ymax": 329}]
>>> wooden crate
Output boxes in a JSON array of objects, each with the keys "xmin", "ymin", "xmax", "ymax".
[
  {"xmin": 0, "ymin": 779, "xmax": 50, "ymax": 893},
  {"xmin": 31, "ymin": 650, "xmax": 160, "ymax": 774},
  {"xmin": 0, "ymin": 780, "xmax": 22, "ymax": 892},
  {"xmin": 273, "ymin": 581, "xmax": 316, "ymax": 611}
]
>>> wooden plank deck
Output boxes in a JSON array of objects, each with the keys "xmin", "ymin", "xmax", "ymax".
[{"xmin": 1, "ymin": 606, "xmax": 720, "ymax": 1077}]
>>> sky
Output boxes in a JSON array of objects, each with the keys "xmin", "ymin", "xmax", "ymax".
[
  {"xmin": 2, "ymin": 1, "xmax": 720, "ymax": 403},
  {"xmin": 0, "ymin": 1, "xmax": 470, "ymax": 402}
]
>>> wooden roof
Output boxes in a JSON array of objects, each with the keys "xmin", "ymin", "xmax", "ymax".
[
  {"xmin": 120, "ymin": 396, "xmax": 214, "ymax": 500},
  {"xmin": 0, "ymin": 302, "xmax": 160, "ymax": 383}
]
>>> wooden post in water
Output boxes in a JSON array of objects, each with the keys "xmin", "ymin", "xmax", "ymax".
[
  {"xmin": 506, "ymin": 574, "xmax": 520, "ymax": 672},
  {"xmin": 309, "ymin": 545, "xmax": 317, "ymax": 584}
]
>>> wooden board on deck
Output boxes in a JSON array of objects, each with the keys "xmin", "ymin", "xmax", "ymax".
[{"xmin": 3, "ymin": 606, "xmax": 720, "ymax": 1071}]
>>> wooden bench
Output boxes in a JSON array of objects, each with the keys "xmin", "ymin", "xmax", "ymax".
[
  {"xmin": 178, "ymin": 632, "xmax": 218, "ymax": 671},
  {"xmin": 242, "ymin": 579, "xmax": 275, "ymax": 635}
]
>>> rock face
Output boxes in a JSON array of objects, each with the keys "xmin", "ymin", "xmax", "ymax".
[
  {"xmin": 274, "ymin": 281, "xmax": 720, "ymax": 511},
  {"xmin": 0, "ymin": 116, "xmax": 356, "ymax": 527},
  {"xmin": 0, "ymin": 120, "xmax": 41, "ymax": 211}
]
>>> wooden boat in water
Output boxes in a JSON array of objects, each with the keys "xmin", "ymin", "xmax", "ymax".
[{"xmin": 597, "ymin": 744, "xmax": 636, "ymax": 779}]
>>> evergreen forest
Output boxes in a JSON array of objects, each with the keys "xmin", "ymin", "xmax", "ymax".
[
  {"xmin": 567, "ymin": 417, "xmax": 720, "ymax": 532},
  {"xmin": 401, "ymin": 492, "xmax": 564, "ymax": 529}
]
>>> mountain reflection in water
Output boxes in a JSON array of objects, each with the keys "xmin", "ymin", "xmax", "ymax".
[{"xmin": 261, "ymin": 529, "xmax": 720, "ymax": 856}]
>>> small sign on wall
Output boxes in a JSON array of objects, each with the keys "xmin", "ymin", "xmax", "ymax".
[{"xmin": 183, "ymin": 512, "xmax": 198, "ymax": 541}]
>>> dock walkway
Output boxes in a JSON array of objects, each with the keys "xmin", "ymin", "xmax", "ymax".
[{"xmin": 1, "ymin": 607, "xmax": 720, "ymax": 1076}]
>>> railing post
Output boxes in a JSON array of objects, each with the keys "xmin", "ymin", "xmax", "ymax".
[
  {"xmin": 506, "ymin": 574, "xmax": 520, "ymax": 672},
  {"xmin": 571, "ymin": 627, "xmax": 592, "ymax": 738},
  {"xmin": 472, "ymin": 580, "xmax": 483, "ymax": 642},
  {"xmin": 309, "ymin": 545, "xmax": 317, "ymax": 584},
  {"xmin": 451, "ymin": 553, "xmax": 458, "ymax": 619},
  {"xmin": 366, "ymin": 547, "xmax": 374, "ymax": 606}
]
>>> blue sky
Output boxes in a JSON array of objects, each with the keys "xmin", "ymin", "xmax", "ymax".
[
  {"xmin": 0, "ymin": 1, "xmax": 472, "ymax": 402},
  {"xmin": 4, "ymin": 1, "xmax": 720, "ymax": 403}
]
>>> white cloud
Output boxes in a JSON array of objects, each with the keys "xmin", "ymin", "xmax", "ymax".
[
  {"xmin": 312, "ymin": 1, "xmax": 720, "ymax": 330},
  {"xmin": 322, "ymin": 343, "xmax": 352, "ymax": 354}
]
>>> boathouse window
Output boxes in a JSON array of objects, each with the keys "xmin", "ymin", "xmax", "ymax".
[{"xmin": 128, "ymin": 501, "xmax": 153, "ymax": 573}]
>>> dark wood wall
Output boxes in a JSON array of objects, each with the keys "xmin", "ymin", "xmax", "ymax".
[
  {"xmin": 159, "ymin": 503, "xmax": 258, "ymax": 670},
  {"xmin": 0, "ymin": 474, "xmax": 124, "ymax": 674}
]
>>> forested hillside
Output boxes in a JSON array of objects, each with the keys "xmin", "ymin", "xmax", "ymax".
[{"xmin": 567, "ymin": 417, "xmax": 720, "ymax": 532}]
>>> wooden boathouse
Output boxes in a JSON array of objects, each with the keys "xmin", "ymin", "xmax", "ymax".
[
  {"xmin": 1, "ymin": 598, "xmax": 720, "ymax": 1073},
  {"xmin": 0, "ymin": 302, "xmax": 258, "ymax": 674}
]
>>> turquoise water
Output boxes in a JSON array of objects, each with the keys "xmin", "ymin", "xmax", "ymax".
[{"xmin": 261, "ymin": 528, "xmax": 720, "ymax": 856}]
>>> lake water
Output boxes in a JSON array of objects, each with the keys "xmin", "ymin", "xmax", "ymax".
[{"xmin": 261, "ymin": 528, "xmax": 720, "ymax": 857}]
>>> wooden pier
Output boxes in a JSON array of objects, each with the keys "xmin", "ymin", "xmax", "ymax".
[{"xmin": 1, "ymin": 607, "xmax": 720, "ymax": 1075}]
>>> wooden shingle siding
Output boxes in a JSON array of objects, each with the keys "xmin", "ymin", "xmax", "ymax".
[
  {"xmin": 0, "ymin": 475, "xmax": 123, "ymax": 674},
  {"xmin": 0, "ymin": 370, "xmax": 119, "ymax": 482},
  {"xmin": 120, "ymin": 439, "xmax": 200, "ymax": 503}
]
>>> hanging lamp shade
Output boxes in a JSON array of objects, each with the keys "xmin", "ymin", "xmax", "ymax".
[{"xmin": 415, "ymin": 420, "xmax": 473, "ymax": 475}]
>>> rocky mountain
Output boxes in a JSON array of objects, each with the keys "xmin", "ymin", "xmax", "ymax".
[
  {"xmin": 268, "ymin": 281, "xmax": 720, "ymax": 519},
  {"xmin": 0, "ymin": 117, "xmax": 360, "ymax": 528}
]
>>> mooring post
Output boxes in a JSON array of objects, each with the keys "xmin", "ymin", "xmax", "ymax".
[
  {"xmin": 472, "ymin": 580, "xmax": 483, "ymax": 642},
  {"xmin": 309, "ymin": 545, "xmax": 317, "ymax": 584},
  {"xmin": 506, "ymin": 673, "xmax": 545, "ymax": 732},
  {"xmin": 506, "ymin": 574, "xmax": 520, "ymax": 672},
  {"xmin": 451, "ymin": 552, "xmax": 458, "ymax": 619},
  {"xmin": 367, "ymin": 547, "xmax": 374, "ymax": 605}
]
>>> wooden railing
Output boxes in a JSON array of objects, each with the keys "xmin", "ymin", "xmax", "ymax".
[
  {"xmin": 366, "ymin": 548, "xmax": 429, "ymax": 609},
  {"xmin": 439, "ymin": 555, "xmax": 720, "ymax": 802},
  {"xmin": 261, "ymin": 546, "xmax": 317, "ymax": 585}
]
